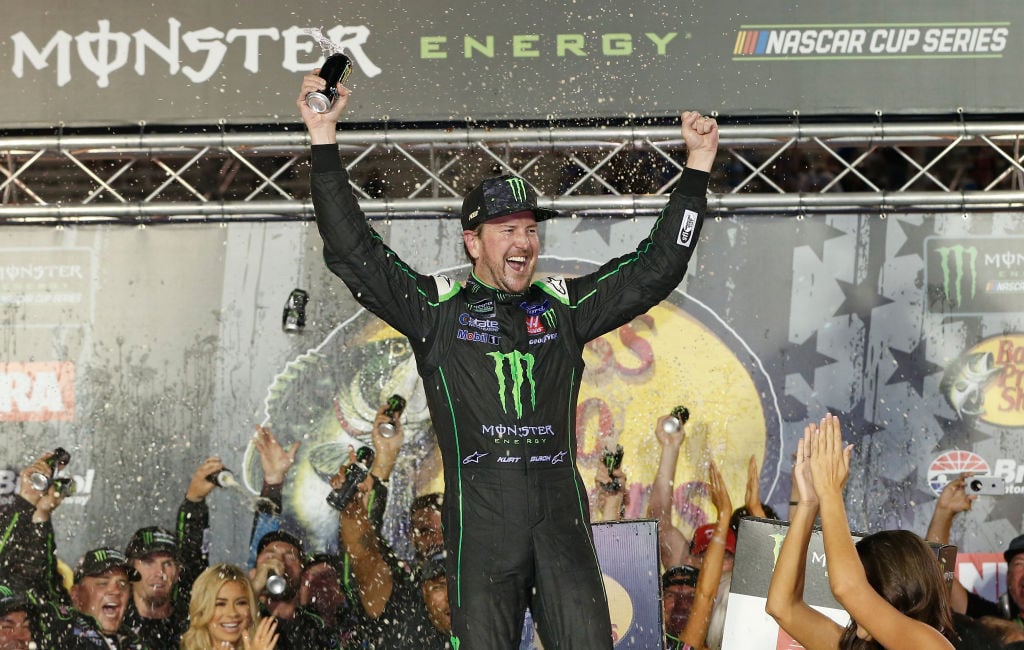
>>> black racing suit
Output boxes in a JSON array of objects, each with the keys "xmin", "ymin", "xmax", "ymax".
[
  {"xmin": 0, "ymin": 496, "xmax": 146, "ymax": 650},
  {"xmin": 122, "ymin": 498, "xmax": 209, "ymax": 650},
  {"xmin": 311, "ymin": 144, "xmax": 708, "ymax": 649}
]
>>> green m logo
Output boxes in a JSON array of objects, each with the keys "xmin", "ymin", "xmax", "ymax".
[
  {"xmin": 936, "ymin": 245, "xmax": 978, "ymax": 306},
  {"xmin": 487, "ymin": 351, "xmax": 536, "ymax": 417},
  {"xmin": 93, "ymin": 549, "xmax": 108, "ymax": 562},
  {"xmin": 506, "ymin": 177, "xmax": 528, "ymax": 203}
]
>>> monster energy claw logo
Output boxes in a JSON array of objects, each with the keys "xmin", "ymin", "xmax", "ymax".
[
  {"xmin": 487, "ymin": 351, "xmax": 537, "ymax": 417},
  {"xmin": 936, "ymin": 245, "xmax": 978, "ymax": 306},
  {"xmin": 507, "ymin": 177, "xmax": 528, "ymax": 203}
]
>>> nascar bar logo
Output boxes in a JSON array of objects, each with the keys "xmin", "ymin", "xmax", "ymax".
[{"xmin": 733, "ymin": 23, "xmax": 1008, "ymax": 59}]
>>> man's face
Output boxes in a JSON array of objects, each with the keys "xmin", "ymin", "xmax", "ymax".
[
  {"xmin": 1007, "ymin": 554, "xmax": 1024, "ymax": 609},
  {"xmin": 422, "ymin": 576, "xmax": 450, "ymax": 634},
  {"xmin": 410, "ymin": 506, "xmax": 444, "ymax": 559},
  {"xmin": 71, "ymin": 569, "xmax": 131, "ymax": 634},
  {"xmin": 0, "ymin": 610, "xmax": 32, "ymax": 650},
  {"xmin": 463, "ymin": 212, "xmax": 539, "ymax": 294},
  {"xmin": 662, "ymin": 584, "xmax": 696, "ymax": 636},
  {"xmin": 131, "ymin": 552, "xmax": 180, "ymax": 605},
  {"xmin": 256, "ymin": 541, "xmax": 303, "ymax": 590},
  {"xmin": 300, "ymin": 562, "xmax": 344, "ymax": 616}
]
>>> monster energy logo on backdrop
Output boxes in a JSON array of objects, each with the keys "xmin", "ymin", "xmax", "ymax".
[
  {"xmin": 507, "ymin": 177, "xmax": 528, "ymax": 203},
  {"xmin": 488, "ymin": 350, "xmax": 537, "ymax": 417},
  {"xmin": 936, "ymin": 245, "xmax": 978, "ymax": 306}
]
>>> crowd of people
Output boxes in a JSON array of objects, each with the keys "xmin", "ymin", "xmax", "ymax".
[
  {"xmin": 3, "ymin": 409, "xmax": 1021, "ymax": 650},
  {"xmin": 2, "ymin": 70, "xmax": 1021, "ymax": 650}
]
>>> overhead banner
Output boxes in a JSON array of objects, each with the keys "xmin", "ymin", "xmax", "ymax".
[
  {"xmin": 2, "ymin": 0, "xmax": 1022, "ymax": 127},
  {"xmin": 1, "ymin": 205, "xmax": 1023, "ymax": 567}
]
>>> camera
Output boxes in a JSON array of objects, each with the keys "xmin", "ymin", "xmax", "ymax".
[
  {"xmin": 601, "ymin": 445, "xmax": 624, "ymax": 493},
  {"xmin": 966, "ymin": 476, "xmax": 1005, "ymax": 496}
]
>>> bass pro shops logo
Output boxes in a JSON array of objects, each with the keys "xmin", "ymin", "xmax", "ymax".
[
  {"xmin": 940, "ymin": 334, "xmax": 1024, "ymax": 427},
  {"xmin": 487, "ymin": 350, "xmax": 536, "ymax": 418}
]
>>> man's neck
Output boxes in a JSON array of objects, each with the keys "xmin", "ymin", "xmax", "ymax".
[{"xmin": 133, "ymin": 593, "xmax": 174, "ymax": 619}]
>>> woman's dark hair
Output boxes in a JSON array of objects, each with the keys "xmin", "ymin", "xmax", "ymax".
[{"xmin": 838, "ymin": 529, "xmax": 956, "ymax": 650}]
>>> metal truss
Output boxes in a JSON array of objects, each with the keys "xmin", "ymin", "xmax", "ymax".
[{"xmin": 3, "ymin": 117, "xmax": 1024, "ymax": 224}]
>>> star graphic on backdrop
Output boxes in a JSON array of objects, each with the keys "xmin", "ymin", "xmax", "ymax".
[
  {"xmin": 984, "ymin": 486, "xmax": 1024, "ymax": 528},
  {"xmin": 931, "ymin": 413, "xmax": 978, "ymax": 450},
  {"xmin": 893, "ymin": 217, "xmax": 934, "ymax": 259},
  {"xmin": 833, "ymin": 278, "xmax": 894, "ymax": 327},
  {"xmin": 793, "ymin": 218, "xmax": 847, "ymax": 261},
  {"xmin": 572, "ymin": 215, "xmax": 619, "ymax": 245},
  {"xmin": 876, "ymin": 466, "xmax": 940, "ymax": 514},
  {"xmin": 885, "ymin": 341, "xmax": 943, "ymax": 397},
  {"xmin": 779, "ymin": 393, "xmax": 809, "ymax": 423},
  {"xmin": 779, "ymin": 332, "xmax": 838, "ymax": 387},
  {"xmin": 824, "ymin": 399, "xmax": 885, "ymax": 445}
]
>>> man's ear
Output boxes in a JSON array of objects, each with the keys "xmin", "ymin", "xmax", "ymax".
[{"xmin": 463, "ymin": 230, "xmax": 479, "ymax": 261}]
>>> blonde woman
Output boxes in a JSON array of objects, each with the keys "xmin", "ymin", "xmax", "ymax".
[{"xmin": 181, "ymin": 564, "xmax": 278, "ymax": 650}]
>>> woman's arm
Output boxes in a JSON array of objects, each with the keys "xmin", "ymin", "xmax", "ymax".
[
  {"xmin": 680, "ymin": 460, "xmax": 731, "ymax": 650},
  {"xmin": 812, "ymin": 415, "xmax": 953, "ymax": 650},
  {"xmin": 765, "ymin": 423, "xmax": 842, "ymax": 650}
]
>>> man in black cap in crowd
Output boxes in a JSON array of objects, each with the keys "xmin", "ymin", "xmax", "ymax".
[
  {"xmin": 299, "ymin": 64, "xmax": 719, "ymax": 650},
  {"xmin": 662, "ymin": 565, "xmax": 699, "ymax": 650},
  {"xmin": 0, "ymin": 584, "xmax": 36, "ymax": 650},
  {"xmin": 122, "ymin": 456, "xmax": 222, "ymax": 649},
  {"xmin": 250, "ymin": 529, "xmax": 339, "ymax": 650},
  {"xmin": 0, "ymin": 452, "xmax": 145, "ymax": 648}
]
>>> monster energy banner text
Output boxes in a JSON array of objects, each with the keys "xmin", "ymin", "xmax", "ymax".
[{"xmin": 2, "ymin": 0, "xmax": 1024, "ymax": 127}]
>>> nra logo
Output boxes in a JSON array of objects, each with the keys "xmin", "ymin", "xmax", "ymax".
[{"xmin": 0, "ymin": 362, "xmax": 74, "ymax": 421}]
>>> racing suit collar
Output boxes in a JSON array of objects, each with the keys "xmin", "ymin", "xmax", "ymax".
[{"xmin": 466, "ymin": 272, "xmax": 529, "ymax": 302}]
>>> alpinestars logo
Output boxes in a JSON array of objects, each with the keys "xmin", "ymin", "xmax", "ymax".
[
  {"xmin": 487, "ymin": 350, "xmax": 536, "ymax": 418},
  {"xmin": 506, "ymin": 177, "xmax": 528, "ymax": 203},
  {"xmin": 935, "ymin": 244, "xmax": 978, "ymax": 307}
]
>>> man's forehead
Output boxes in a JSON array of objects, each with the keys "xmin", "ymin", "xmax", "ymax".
[
  {"xmin": 80, "ymin": 568, "xmax": 129, "ymax": 584},
  {"xmin": 136, "ymin": 551, "xmax": 176, "ymax": 563},
  {"xmin": 0, "ymin": 610, "xmax": 27, "ymax": 621},
  {"xmin": 261, "ymin": 541, "xmax": 299, "ymax": 555},
  {"xmin": 482, "ymin": 211, "xmax": 537, "ymax": 227}
]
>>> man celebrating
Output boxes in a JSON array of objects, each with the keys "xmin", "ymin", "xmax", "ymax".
[
  {"xmin": 298, "ymin": 72, "xmax": 718, "ymax": 649},
  {"xmin": 0, "ymin": 585, "xmax": 35, "ymax": 650}
]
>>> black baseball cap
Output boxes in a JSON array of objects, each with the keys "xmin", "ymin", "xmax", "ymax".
[
  {"xmin": 460, "ymin": 174, "xmax": 558, "ymax": 231},
  {"xmin": 257, "ymin": 530, "xmax": 304, "ymax": 556},
  {"xmin": 125, "ymin": 526, "xmax": 178, "ymax": 560},
  {"xmin": 0, "ymin": 584, "xmax": 33, "ymax": 617},
  {"xmin": 74, "ymin": 548, "xmax": 141, "ymax": 583},
  {"xmin": 1005, "ymin": 534, "xmax": 1024, "ymax": 562},
  {"xmin": 662, "ymin": 565, "xmax": 700, "ymax": 589},
  {"xmin": 419, "ymin": 551, "xmax": 447, "ymax": 582}
]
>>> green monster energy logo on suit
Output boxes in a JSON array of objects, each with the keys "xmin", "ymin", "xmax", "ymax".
[
  {"xmin": 506, "ymin": 177, "xmax": 528, "ymax": 203},
  {"xmin": 488, "ymin": 351, "xmax": 537, "ymax": 417}
]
